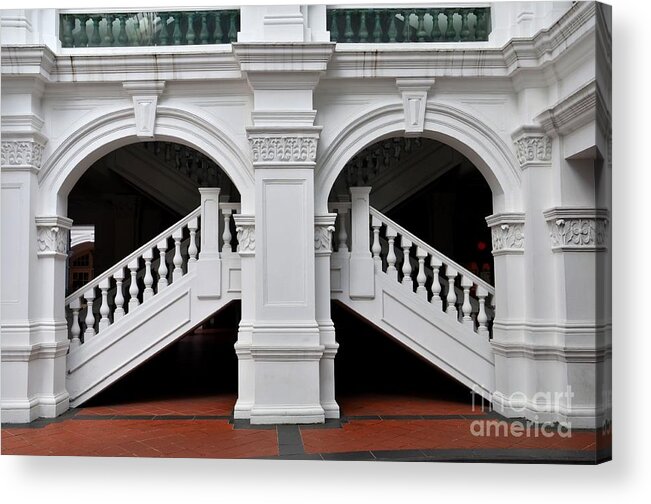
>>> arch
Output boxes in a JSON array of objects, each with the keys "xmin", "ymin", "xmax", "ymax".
[
  {"xmin": 38, "ymin": 105, "xmax": 255, "ymax": 215},
  {"xmin": 314, "ymin": 102, "xmax": 523, "ymax": 215}
]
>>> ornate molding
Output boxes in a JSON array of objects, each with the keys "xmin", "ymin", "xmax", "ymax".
[
  {"xmin": 35, "ymin": 216, "xmax": 73, "ymax": 257},
  {"xmin": 1, "ymin": 140, "xmax": 44, "ymax": 169},
  {"xmin": 233, "ymin": 214, "xmax": 255, "ymax": 256},
  {"xmin": 249, "ymin": 135, "xmax": 318, "ymax": 163},
  {"xmin": 512, "ymin": 126, "xmax": 551, "ymax": 168},
  {"xmin": 485, "ymin": 213, "xmax": 526, "ymax": 256},
  {"xmin": 543, "ymin": 207, "xmax": 609, "ymax": 252}
]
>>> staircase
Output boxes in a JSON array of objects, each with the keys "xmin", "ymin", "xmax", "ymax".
[
  {"xmin": 65, "ymin": 193, "xmax": 242, "ymax": 407},
  {"xmin": 329, "ymin": 201, "xmax": 496, "ymax": 400}
]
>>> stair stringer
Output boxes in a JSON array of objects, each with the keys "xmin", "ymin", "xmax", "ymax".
[
  {"xmin": 66, "ymin": 268, "xmax": 239, "ymax": 407},
  {"xmin": 332, "ymin": 269, "xmax": 496, "ymax": 401}
]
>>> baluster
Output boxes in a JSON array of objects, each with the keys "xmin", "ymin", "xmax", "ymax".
[
  {"xmin": 83, "ymin": 288, "xmax": 96, "ymax": 340},
  {"xmin": 199, "ymin": 13, "xmax": 209, "ymax": 44},
  {"xmin": 461, "ymin": 275, "xmax": 473, "ymax": 324},
  {"xmin": 476, "ymin": 285, "xmax": 489, "ymax": 335},
  {"xmin": 385, "ymin": 226, "xmax": 398, "ymax": 281},
  {"xmin": 430, "ymin": 256, "xmax": 443, "ymax": 305},
  {"xmin": 62, "ymin": 15, "xmax": 74, "ymax": 47},
  {"xmin": 371, "ymin": 216, "xmax": 382, "ymax": 269},
  {"xmin": 359, "ymin": 11, "xmax": 368, "ymax": 42},
  {"xmin": 445, "ymin": 265, "xmax": 458, "ymax": 317},
  {"xmin": 445, "ymin": 9, "xmax": 457, "ymax": 41},
  {"xmin": 213, "ymin": 12, "xmax": 223, "ymax": 43},
  {"xmin": 156, "ymin": 239, "xmax": 169, "ymax": 291},
  {"xmin": 143, "ymin": 249, "xmax": 154, "ymax": 301},
  {"xmin": 117, "ymin": 15, "xmax": 128, "ymax": 46},
  {"xmin": 172, "ymin": 228, "xmax": 184, "ymax": 281},
  {"xmin": 222, "ymin": 210, "xmax": 233, "ymax": 253},
  {"xmin": 97, "ymin": 278, "xmax": 110, "ymax": 332},
  {"xmin": 337, "ymin": 208, "xmax": 349, "ymax": 252},
  {"xmin": 129, "ymin": 14, "xmax": 140, "ymax": 46},
  {"xmin": 188, "ymin": 218, "xmax": 199, "ymax": 262},
  {"xmin": 114, "ymin": 268, "xmax": 125, "ymax": 321},
  {"xmin": 460, "ymin": 11, "xmax": 471, "ymax": 41},
  {"xmin": 372, "ymin": 11, "xmax": 382, "ymax": 42},
  {"xmin": 89, "ymin": 16, "xmax": 102, "ymax": 46},
  {"xmin": 476, "ymin": 10, "xmax": 487, "ymax": 40},
  {"xmin": 344, "ymin": 11, "xmax": 354, "ymax": 42},
  {"xmin": 128, "ymin": 259, "xmax": 140, "ymax": 311},
  {"xmin": 69, "ymin": 299, "xmax": 82, "ymax": 348},
  {"xmin": 158, "ymin": 13, "xmax": 169, "ymax": 45},
  {"xmin": 227, "ymin": 11, "xmax": 237, "ymax": 42},
  {"xmin": 102, "ymin": 15, "xmax": 114, "ymax": 46},
  {"xmin": 329, "ymin": 11, "xmax": 339, "ymax": 42},
  {"xmin": 431, "ymin": 10, "xmax": 442, "ymax": 41},
  {"xmin": 400, "ymin": 236, "xmax": 413, "ymax": 287},
  {"xmin": 387, "ymin": 10, "xmax": 398, "ymax": 42},
  {"xmin": 77, "ymin": 15, "xmax": 89, "ymax": 47},
  {"xmin": 186, "ymin": 12, "xmax": 196, "ymax": 44},
  {"xmin": 172, "ymin": 13, "xmax": 183, "ymax": 45},
  {"xmin": 416, "ymin": 11, "xmax": 427, "ymax": 42},
  {"xmin": 416, "ymin": 247, "xmax": 428, "ymax": 299}
]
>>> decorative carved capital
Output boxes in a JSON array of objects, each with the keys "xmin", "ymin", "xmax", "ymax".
[
  {"xmin": 233, "ymin": 214, "xmax": 255, "ymax": 256},
  {"xmin": 35, "ymin": 216, "xmax": 73, "ymax": 257},
  {"xmin": 1, "ymin": 140, "xmax": 44, "ymax": 169},
  {"xmin": 314, "ymin": 225, "xmax": 335, "ymax": 254},
  {"xmin": 543, "ymin": 208, "xmax": 609, "ymax": 252},
  {"xmin": 512, "ymin": 126, "xmax": 552, "ymax": 168},
  {"xmin": 485, "ymin": 213, "xmax": 525, "ymax": 256},
  {"xmin": 249, "ymin": 135, "xmax": 318, "ymax": 163}
]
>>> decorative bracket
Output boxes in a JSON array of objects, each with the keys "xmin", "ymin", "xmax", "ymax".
[
  {"xmin": 396, "ymin": 78, "xmax": 435, "ymax": 137},
  {"xmin": 123, "ymin": 81, "xmax": 165, "ymax": 138}
]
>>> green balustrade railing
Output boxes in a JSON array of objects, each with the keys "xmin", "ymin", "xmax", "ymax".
[
  {"xmin": 327, "ymin": 7, "xmax": 491, "ymax": 43},
  {"xmin": 59, "ymin": 10, "xmax": 240, "ymax": 48}
]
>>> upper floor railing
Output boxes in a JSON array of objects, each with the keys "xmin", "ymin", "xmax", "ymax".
[
  {"xmin": 59, "ymin": 9, "xmax": 240, "ymax": 48},
  {"xmin": 327, "ymin": 6, "xmax": 491, "ymax": 43}
]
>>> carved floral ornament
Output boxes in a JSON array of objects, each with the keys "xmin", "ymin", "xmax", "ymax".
[
  {"xmin": 1, "ymin": 141, "xmax": 44, "ymax": 168},
  {"xmin": 514, "ymin": 133, "xmax": 552, "ymax": 167},
  {"xmin": 36, "ymin": 225, "xmax": 68, "ymax": 255},
  {"xmin": 314, "ymin": 225, "xmax": 335, "ymax": 253},
  {"xmin": 485, "ymin": 213, "xmax": 525, "ymax": 255},
  {"xmin": 236, "ymin": 224, "xmax": 255, "ymax": 254},
  {"xmin": 544, "ymin": 208, "xmax": 609, "ymax": 251},
  {"xmin": 249, "ymin": 136, "xmax": 318, "ymax": 163}
]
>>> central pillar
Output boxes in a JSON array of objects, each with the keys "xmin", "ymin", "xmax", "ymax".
[{"xmin": 233, "ymin": 42, "xmax": 335, "ymax": 424}]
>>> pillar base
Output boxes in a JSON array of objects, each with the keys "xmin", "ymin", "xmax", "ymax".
[{"xmin": 250, "ymin": 405, "xmax": 325, "ymax": 425}]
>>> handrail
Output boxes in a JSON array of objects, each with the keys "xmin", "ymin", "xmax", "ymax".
[
  {"xmin": 369, "ymin": 206, "xmax": 494, "ymax": 295},
  {"xmin": 65, "ymin": 206, "xmax": 200, "ymax": 305}
]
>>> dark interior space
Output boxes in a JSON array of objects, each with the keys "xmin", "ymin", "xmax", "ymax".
[
  {"xmin": 84, "ymin": 300, "xmax": 472, "ymax": 410},
  {"xmin": 332, "ymin": 302, "xmax": 470, "ymax": 403},
  {"xmin": 84, "ymin": 301, "xmax": 241, "ymax": 407}
]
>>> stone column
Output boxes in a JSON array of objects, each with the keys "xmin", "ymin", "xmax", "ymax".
[
  {"xmin": 315, "ymin": 214, "xmax": 339, "ymax": 418},
  {"xmin": 232, "ymin": 42, "xmax": 335, "ymax": 424}
]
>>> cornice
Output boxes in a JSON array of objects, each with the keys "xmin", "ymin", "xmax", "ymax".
[{"xmin": 232, "ymin": 42, "xmax": 335, "ymax": 73}]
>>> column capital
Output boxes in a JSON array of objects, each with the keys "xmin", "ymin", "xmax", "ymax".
[
  {"xmin": 543, "ymin": 207, "xmax": 609, "ymax": 252},
  {"xmin": 35, "ymin": 215, "xmax": 73, "ymax": 258},
  {"xmin": 247, "ymin": 127, "xmax": 322, "ymax": 167},
  {"xmin": 511, "ymin": 125, "xmax": 552, "ymax": 169},
  {"xmin": 486, "ymin": 212, "xmax": 525, "ymax": 256},
  {"xmin": 1, "ymin": 114, "xmax": 47, "ymax": 174},
  {"xmin": 233, "ymin": 214, "xmax": 256, "ymax": 256},
  {"xmin": 315, "ymin": 214, "xmax": 337, "ymax": 256}
]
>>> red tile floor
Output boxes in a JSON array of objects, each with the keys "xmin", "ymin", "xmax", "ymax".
[{"xmin": 1, "ymin": 392, "xmax": 611, "ymax": 463}]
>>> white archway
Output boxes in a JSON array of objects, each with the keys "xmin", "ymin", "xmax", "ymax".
[
  {"xmin": 38, "ymin": 105, "xmax": 255, "ymax": 215},
  {"xmin": 314, "ymin": 102, "xmax": 523, "ymax": 214}
]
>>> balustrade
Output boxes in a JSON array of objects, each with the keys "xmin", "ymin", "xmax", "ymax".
[
  {"xmin": 65, "ymin": 201, "xmax": 241, "ymax": 348},
  {"xmin": 59, "ymin": 10, "xmax": 240, "ymax": 48},
  {"xmin": 368, "ymin": 207, "xmax": 496, "ymax": 336},
  {"xmin": 327, "ymin": 7, "xmax": 491, "ymax": 44}
]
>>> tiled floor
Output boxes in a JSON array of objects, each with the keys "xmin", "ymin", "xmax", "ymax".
[{"xmin": 1, "ymin": 392, "xmax": 611, "ymax": 463}]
